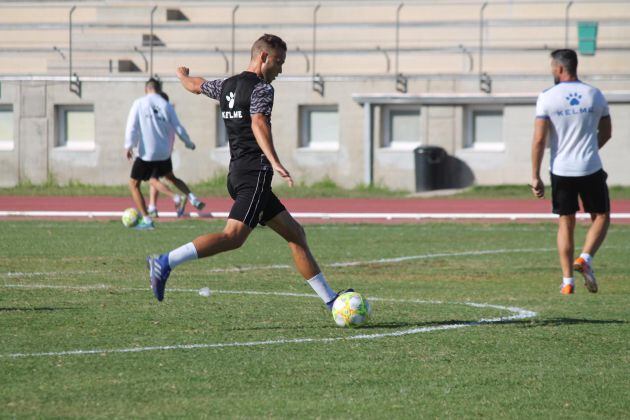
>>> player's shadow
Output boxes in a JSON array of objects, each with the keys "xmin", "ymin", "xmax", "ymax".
[
  {"xmin": 0, "ymin": 306, "xmax": 79, "ymax": 312},
  {"xmin": 224, "ymin": 318, "xmax": 626, "ymax": 332},
  {"xmin": 351, "ymin": 317, "xmax": 627, "ymax": 330},
  {"xmin": 352, "ymin": 319, "xmax": 470, "ymax": 330}
]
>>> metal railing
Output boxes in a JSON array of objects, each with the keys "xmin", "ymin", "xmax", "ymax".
[{"xmin": 0, "ymin": 1, "xmax": 628, "ymax": 95}]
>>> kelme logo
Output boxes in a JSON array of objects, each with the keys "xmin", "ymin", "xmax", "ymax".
[{"xmin": 566, "ymin": 93, "xmax": 582, "ymax": 106}]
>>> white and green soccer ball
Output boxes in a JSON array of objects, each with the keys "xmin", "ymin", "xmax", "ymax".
[
  {"xmin": 331, "ymin": 291, "xmax": 371, "ymax": 327},
  {"xmin": 121, "ymin": 207, "xmax": 139, "ymax": 227}
]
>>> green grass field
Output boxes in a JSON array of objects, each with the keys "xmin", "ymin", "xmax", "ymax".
[{"xmin": 1, "ymin": 220, "xmax": 629, "ymax": 418}]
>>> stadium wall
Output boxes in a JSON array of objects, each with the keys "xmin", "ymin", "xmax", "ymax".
[
  {"xmin": 2, "ymin": 0, "xmax": 630, "ymax": 189},
  {"xmin": 0, "ymin": 76, "xmax": 629, "ymax": 190}
]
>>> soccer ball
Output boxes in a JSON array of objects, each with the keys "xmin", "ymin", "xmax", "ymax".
[
  {"xmin": 331, "ymin": 291, "xmax": 371, "ymax": 327},
  {"xmin": 121, "ymin": 208, "xmax": 139, "ymax": 227}
]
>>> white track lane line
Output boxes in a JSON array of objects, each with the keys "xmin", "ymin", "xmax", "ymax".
[
  {"xmin": 2, "ymin": 210, "xmax": 630, "ymax": 220},
  {"xmin": 0, "ymin": 290, "xmax": 537, "ymax": 359},
  {"xmin": 1, "ymin": 247, "xmax": 555, "ymax": 279}
]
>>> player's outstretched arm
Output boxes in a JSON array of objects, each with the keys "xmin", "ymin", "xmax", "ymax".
[
  {"xmin": 251, "ymin": 113, "xmax": 294, "ymax": 187},
  {"xmin": 176, "ymin": 66, "xmax": 206, "ymax": 95},
  {"xmin": 165, "ymin": 104, "xmax": 195, "ymax": 150}
]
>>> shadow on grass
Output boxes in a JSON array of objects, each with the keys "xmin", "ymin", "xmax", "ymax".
[
  {"xmin": 225, "ymin": 317, "xmax": 626, "ymax": 333},
  {"xmin": 499, "ymin": 317, "xmax": 627, "ymax": 327},
  {"xmin": 232, "ymin": 319, "xmax": 478, "ymax": 332},
  {"xmin": 0, "ymin": 307, "xmax": 79, "ymax": 312}
]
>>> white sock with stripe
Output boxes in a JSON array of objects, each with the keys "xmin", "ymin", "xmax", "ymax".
[
  {"xmin": 307, "ymin": 272, "xmax": 337, "ymax": 303},
  {"xmin": 168, "ymin": 242, "xmax": 198, "ymax": 269},
  {"xmin": 563, "ymin": 277, "xmax": 574, "ymax": 286}
]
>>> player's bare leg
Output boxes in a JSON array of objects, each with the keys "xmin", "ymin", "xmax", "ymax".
[
  {"xmin": 147, "ymin": 219, "xmax": 251, "ymax": 301},
  {"xmin": 582, "ymin": 212, "xmax": 610, "ymax": 257},
  {"xmin": 128, "ymin": 178, "xmax": 149, "ymax": 217},
  {"xmin": 192, "ymin": 219, "xmax": 252, "ymax": 258},
  {"xmin": 266, "ymin": 210, "xmax": 320, "ymax": 279},
  {"xmin": 128, "ymin": 178, "xmax": 154, "ymax": 229},
  {"xmin": 557, "ymin": 214, "xmax": 576, "ymax": 277},
  {"xmin": 150, "ymin": 177, "xmax": 187, "ymax": 216},
  {"xmin": 149, "ymin": 177, "xmax": 177, "ymax": 200},
  {"xmin": 163, "ymin": 172, "xmax": 205, "ymax": 211},
  {"xmin": 163, "ymin": 172, "xmax": 192, "ymax": 196},
  {"xmin": 148, "ymin": 184, "xmax": 159, "ymax": 217},
  {"xmin": 266, "ymin": 210, "xmax": 341, "ymax": 308}
]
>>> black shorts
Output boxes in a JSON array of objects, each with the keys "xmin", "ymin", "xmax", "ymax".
[
  {"xmin": 227, "ymin": 169, "xmax": 286, "ymax": 229},
  {"xmin": 551, "ymin": 169, "xmax": 610, "ymax": 215},
  {"xmin": 130, "ymin": 158, "xmax": 172, "ymax": 181}
]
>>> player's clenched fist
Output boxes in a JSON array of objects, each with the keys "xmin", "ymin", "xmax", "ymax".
[{"xmin": 176, "ymin": 66, "xmax": 190, "ymax": 79}]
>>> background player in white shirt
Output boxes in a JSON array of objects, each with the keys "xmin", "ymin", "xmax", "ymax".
[
  {"xmin": 146, "ymin": 91, "xmax": 206, "ymax": 218},
  {"xmin": 531, "ymin": 49, "xmax": 612, "ymax": 294},
  {"xmin": 125, "ymin": 79, "xmax": 199, "ymax": 229}
]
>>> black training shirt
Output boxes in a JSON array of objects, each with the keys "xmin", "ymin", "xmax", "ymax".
[{"xmin": 201, "ymin": 72, "xmax": 274, "ymax": 171}]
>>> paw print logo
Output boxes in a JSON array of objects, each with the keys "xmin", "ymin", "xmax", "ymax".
[
  {"xmin": 566, "ymin": 93, "xmax": 582, "ymax": 106},
  {"xmin": 226, "ymin": 92, "xmax": 235, "ymax": 109}
]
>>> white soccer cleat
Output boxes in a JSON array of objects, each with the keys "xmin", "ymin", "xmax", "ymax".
[{"xmin": 574, "ymin": 257, "xmax": 598, "ymax": 293}]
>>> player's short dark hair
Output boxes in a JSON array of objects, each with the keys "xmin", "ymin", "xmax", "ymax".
[
  {"xmin": 145, "ymin": 77, "xmax": 162, "ymax": 92},
  {"xmin": 251, "ymin": 34, "xmax": 287, "ymax": 58},
  {"xmin": 158, "ymin": 91, "xmax": 169, "ymax": 102},
  {"xmin": 550, "ymin": 49, "xmax": 578, "ymax": 76}
]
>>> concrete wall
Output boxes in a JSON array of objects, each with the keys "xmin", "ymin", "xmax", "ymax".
[{"xmin": 1, "ymin": 76, "xmax": 629, "ymax": 190}]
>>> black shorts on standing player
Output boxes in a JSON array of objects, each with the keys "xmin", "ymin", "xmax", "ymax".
[
  {"xmin": 551, "ymin": 169, "xmax": 610, "ymax": 215},
  {"xmin": 130, "ymin": 157, "xmax": 173, "ymax": 181}
]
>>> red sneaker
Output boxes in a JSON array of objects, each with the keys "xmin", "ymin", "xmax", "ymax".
[{"xmin": 560, "ymin": 283, "xmax": 575, "ymax": 295}]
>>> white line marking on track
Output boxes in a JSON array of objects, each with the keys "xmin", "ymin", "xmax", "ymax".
[
  {"xmin": 1, "ymin": 247, "xmax": 555, "ymax": 279},
  {"xmin": 0, "ymin": 289, "xmax": 537, "ymax": 359},
  {"xmin": 2, "ymin": 210, "xmax": 630, "ymax": 220}
]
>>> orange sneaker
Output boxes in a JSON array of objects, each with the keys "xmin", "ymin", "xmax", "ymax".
[
  {"xmin": 574, "ymin": 257, "xmax": 598, "ymax": 293},
  {"xmin": 560, "ymin": 283, "xmax": 575, "ymax": 295}
]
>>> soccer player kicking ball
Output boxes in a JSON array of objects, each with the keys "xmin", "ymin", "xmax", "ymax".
[
  {"xmin": 147, "ymin": 34, "xmax": 350, "ymax": 311},
  {"xmin": 531, "ymin": 49, "xmax": 612, "ymax": 294}
]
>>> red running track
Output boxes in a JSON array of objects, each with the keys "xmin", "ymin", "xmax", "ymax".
[{"xmin": 1, "ymin": 196, "xmax": 629, "ymax": 223}]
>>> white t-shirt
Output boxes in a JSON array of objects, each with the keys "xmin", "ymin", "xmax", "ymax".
[
  {"xmin": 124, "ymin": 93, "xmax": 193, "ymax": 161},
  {"xmin": 535, "ymin": 80, "xmax": 609, "ymax": 177}
]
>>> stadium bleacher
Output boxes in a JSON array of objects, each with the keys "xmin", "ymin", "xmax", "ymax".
[{"xmin": 0, "ymin": 0, "xmax": 629, "ymax": 189}]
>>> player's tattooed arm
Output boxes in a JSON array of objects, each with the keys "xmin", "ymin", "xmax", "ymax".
[
  {"xmin": 176, "ymin": 66, "xmax": 206, "ymax": 94},
  {"xmin": 251, "ymin": 113, "xmax": 294, "ymax": 187}
]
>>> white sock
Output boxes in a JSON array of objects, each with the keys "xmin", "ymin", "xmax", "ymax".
[
  {"xmin": 307, "ymin": 272, "xmax": 337, "ymax": 303},
  {"xmin": 563, "ymin": 277, "xmax": 575, "ymax": 286},
  {"xmin": 173, "ymin": 195, "xmax": 181, "ymax": 205},
  {"xmin": 188, "ymin": 192, "xmax": 198, "ymax": 203},
  {"xmin": 168, "ymin": 242, "xmax": 198, "ymax": 269},
  {"xmin": 580, "ymin": 253, "xmax": 593, "ymax": 265},
  {"xmin": 147, "ymin": 204, "xmax": 156, "ymax": 212}
]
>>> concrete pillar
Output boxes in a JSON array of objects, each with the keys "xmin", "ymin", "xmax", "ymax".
[{"xmin": 18, "ymin": 82, "xmax": 49, "ymax": 184}]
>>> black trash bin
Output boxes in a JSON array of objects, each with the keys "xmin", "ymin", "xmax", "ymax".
[{"xmin": 414, "ymin": 146, "xmax": 447, "ymax": 192}]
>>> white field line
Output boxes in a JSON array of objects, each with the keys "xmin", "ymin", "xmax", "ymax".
[
  {"xmin": 0, "ymin": 290, "xmax": 537, "ymax": 359},
  {"xmin": 0, "ymin": 247, "xmax": 554, "ymax": 279},
  {"xmin": 2, "ymin": 210, "xmax": 630, "ymax": 220}
]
